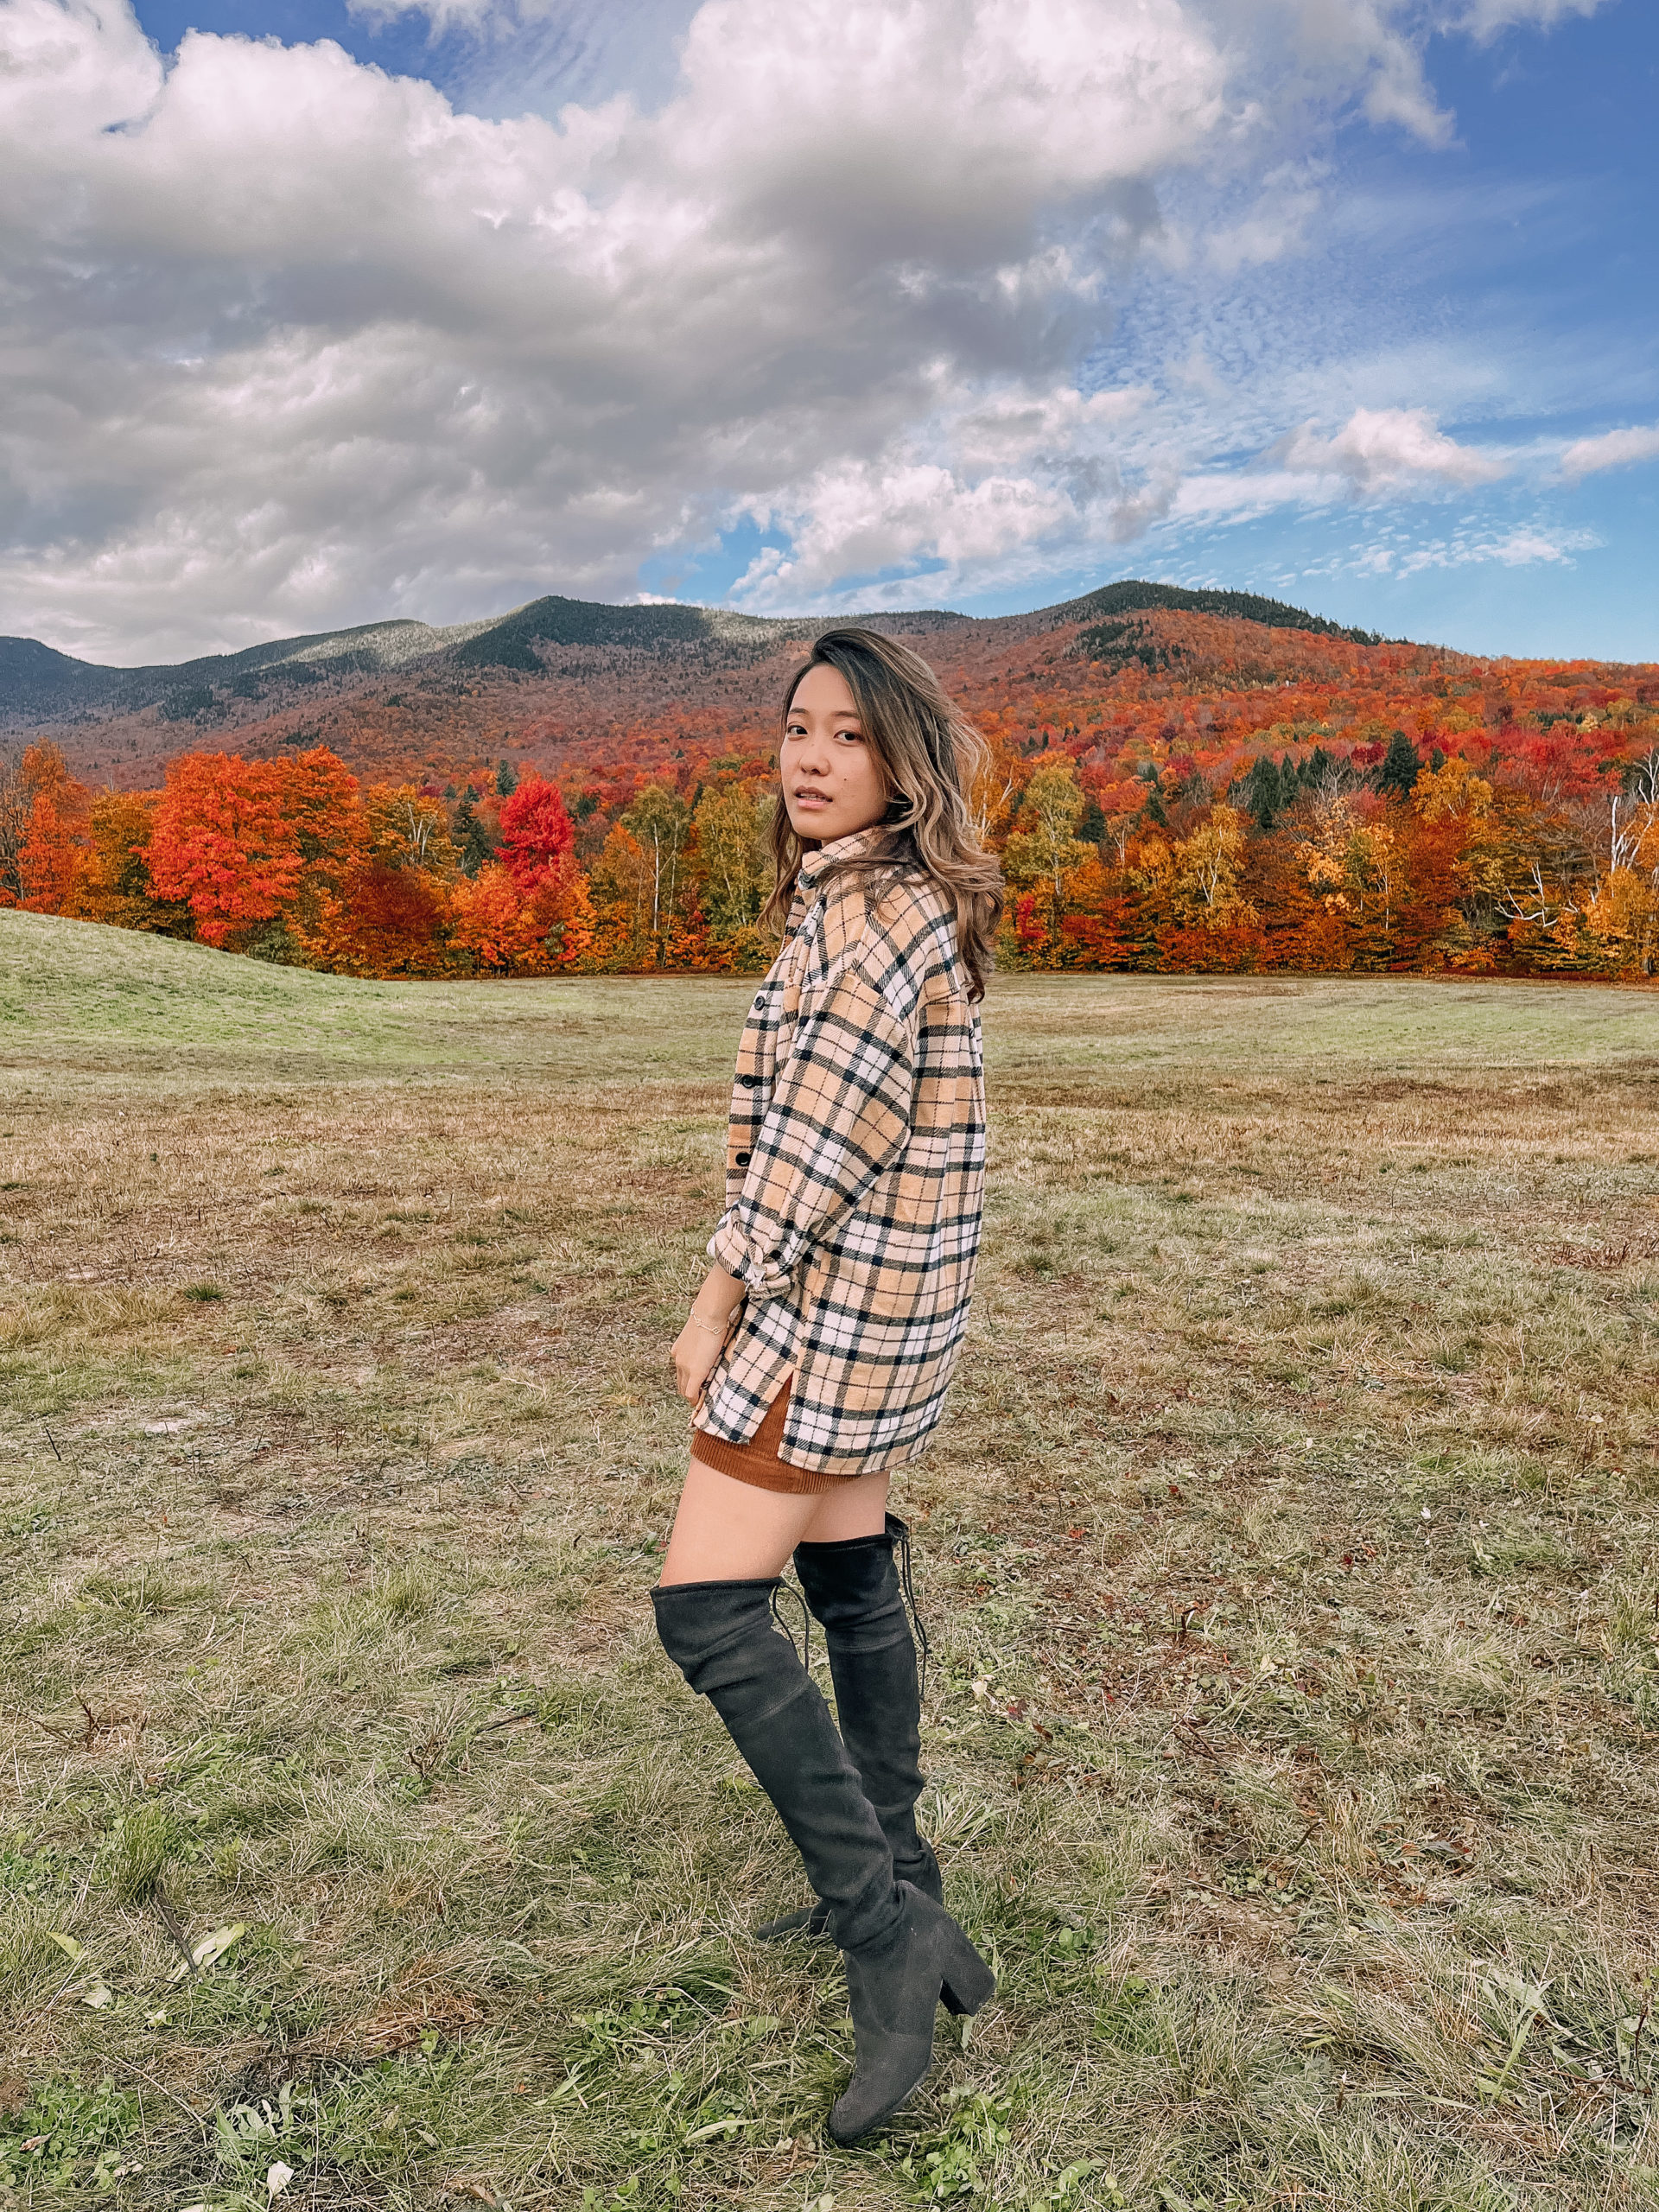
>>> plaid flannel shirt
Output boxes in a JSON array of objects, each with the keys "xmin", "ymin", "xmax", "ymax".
[{"xmin": 692, "ymin": 827, "xmax": 986, "ymax": 1477}]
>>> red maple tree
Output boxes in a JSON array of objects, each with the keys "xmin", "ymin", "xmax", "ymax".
[
  {"xmin": 498, "ymin": 774, "xmax": 575, "ymax": 893},
  {"xmin": 147, "ymin": 753, "xmax": 304, "ymax": 945}
]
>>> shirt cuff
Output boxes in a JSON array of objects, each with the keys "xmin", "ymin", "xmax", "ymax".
[{"xmin": 708, "ymin": 1212, "xmax": 796, "ymax": 1301}]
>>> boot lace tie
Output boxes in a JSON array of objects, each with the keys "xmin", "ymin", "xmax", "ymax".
[
  {"xmin": 886, "ymin": 1511, "xmax": 931, "ymax": 1704},
  {"xmin": 769, "ymin": 1579, "xmax": 812, "ymax": 1675}
]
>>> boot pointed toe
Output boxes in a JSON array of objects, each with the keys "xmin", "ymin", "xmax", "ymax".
[
  {"xmin": 827, "ymin": 2031, "xmax": 934, "ymax": 2144},
  {"xmin": 828, "ymin": 1882, "xmax": 995, "ymax": 2142}
]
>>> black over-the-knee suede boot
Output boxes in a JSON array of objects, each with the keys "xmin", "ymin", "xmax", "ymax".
[
  {"xmin": 758, "ymin": 1513, "xmax": 942, "ymax": 1942},
  {"xmin": 650, "ymin": 1577, "xmax": 902, "ymax": 1952},
  {"xmin": 652, "ymin": 1578, "xmax": 995, "ymax": 2142}
]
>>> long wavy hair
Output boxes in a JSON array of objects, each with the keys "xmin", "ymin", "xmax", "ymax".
[{"xmin": 761, "ymin": 627, "xmax": 1004, "ymax": 1000}]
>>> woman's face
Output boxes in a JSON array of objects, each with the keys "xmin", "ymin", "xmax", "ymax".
[{"xmin": 781, "ymin": 663, "xmax": 888, "ymax": 844}]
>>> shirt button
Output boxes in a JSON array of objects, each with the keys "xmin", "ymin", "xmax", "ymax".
[
  {"xmin": 753, "ymin": 995, "xmax": 766, "ymax": 1010},
  {"xmin": 739, "ymin": 1073, "xmax": 758, "ymax": 1088},
  {"xmin": 734, "ymin": 1149, "xmax": 752, "ymax": 1166}
]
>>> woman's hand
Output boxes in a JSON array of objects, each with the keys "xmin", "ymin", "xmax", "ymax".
[
  {"xmin": 671, "ymin": 1267, "xmax": 745, "ymax": 1404},
  {"xmin": 671, "ymin": 1313, "xmax": 727, "ymax": 1403}
]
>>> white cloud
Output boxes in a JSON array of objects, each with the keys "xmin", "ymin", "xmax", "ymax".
[
  {"xmin": 1560, "ymin": 424, "xmax": 1659, "ymax": 480},
  {"xmin": 1328, "ymin": 519, "xmax": 1597, "ymax": 577},
  {"xmin": 1204, "ymin": 172, "xmax": 1324, "ymax": 270},
  {"xmin": 1272, "ymin": 406, "xmax": 1505, "ymax": 492},
  {"xmin": 1456, "ymin": 0, "xmax": 1611, "ymax": 41},
  {"xmin": 0, "ymin": 0, "xmax": 1244, "ymax": 656},
  {"xmin": 0, "ymin": 0, "xmax": 1624, "ymax": 658},
  {"xmin": 1393, "ymin": 524, "xmax": 1596, "ymax": 572}
]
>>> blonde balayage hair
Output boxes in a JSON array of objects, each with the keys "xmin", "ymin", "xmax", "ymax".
[{"xmin": 763, "ymin": 627, "xmax": 1004, "ymax": 1000}]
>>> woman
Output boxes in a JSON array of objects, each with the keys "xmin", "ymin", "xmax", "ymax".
[{"xmin": 651, "ymin": 626, "xmax": 1003, "ymax": 2145}]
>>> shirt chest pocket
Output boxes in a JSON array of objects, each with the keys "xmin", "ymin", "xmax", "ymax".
[{"xmin": 736, "ymin": 954, "xmax": 806, "ymax": 1090}]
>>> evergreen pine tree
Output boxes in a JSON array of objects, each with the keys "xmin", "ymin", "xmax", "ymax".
[
  {"xmin": 1246, "ymin": 755, "xmax": 1280, "ymax": 829},
  {"xmin": 454, "ymin": 798, "xmax": 498, "ymax": 877},
  {"xmin": 1377, "ymin": 730, "xmax": 1420, "ymax": 798},
  {"xmin": 495, "ymin": 759, "xmax": 518, "ymax": 798}
]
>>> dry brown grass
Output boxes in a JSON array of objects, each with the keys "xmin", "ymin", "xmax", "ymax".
[{"xmin": 2, "ymin": 914, "xmax": 1657, "ymax": 2210}]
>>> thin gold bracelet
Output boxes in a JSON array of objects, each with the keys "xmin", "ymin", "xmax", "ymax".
[{"xmin": 685, "ymin": 1306, "xmax": 741, "ymax": 1336}]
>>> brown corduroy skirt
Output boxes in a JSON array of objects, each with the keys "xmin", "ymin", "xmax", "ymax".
[{"xmin": 690, "ymin": 1384, "xmax": 861, "ymax": 1496}]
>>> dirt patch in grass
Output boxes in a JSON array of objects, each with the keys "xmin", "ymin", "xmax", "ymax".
[{"xmin": 3, "ymin": 937, "xmax": 1657, "ymax": 2209}]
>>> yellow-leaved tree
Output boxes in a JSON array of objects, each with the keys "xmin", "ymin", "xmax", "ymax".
[
  {"xmin": 1294, "ymin": 797, "xmax": 1402, "ymax": 964},
  {"xmin": 692, "ymin": 783, "xmax": 774, "ymax": 969},
  {"xmin": 622, "ymin": 785, "xmax": 693, "ymax": 964},
  {"xmin": 588, "ymin": 824, "xmax": 653, "ymax": 969},
  {"xmin": 1166, "ymin": 804, "xmax": 1257, "ymax": 930},
  {"xmin": 1001, "ymin": 761, "xmax": 1096, "ymax": 965},
  {"xmin": 1582, "ymin": 752, "xmax": 1659, "ymax": 976}
]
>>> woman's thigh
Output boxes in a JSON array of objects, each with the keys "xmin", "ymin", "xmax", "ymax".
[{"xmin": 659, "ymin": 1456, "xmax": 890, "ymax": 1585}]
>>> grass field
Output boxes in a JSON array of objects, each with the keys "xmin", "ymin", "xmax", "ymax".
[{"xmin": 3, "ymin": 909, "xmax": 1657, "ymax": 2212}]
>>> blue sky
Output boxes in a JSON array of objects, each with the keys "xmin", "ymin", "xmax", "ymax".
[{"xmin": 3, "ymin": 0, "xmax": 1655, "ymax": 663}]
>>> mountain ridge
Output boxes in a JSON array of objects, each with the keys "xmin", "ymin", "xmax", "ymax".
[{"xmin": 1, "ymin": 580, "xmax": 1382, "ymax": 733}]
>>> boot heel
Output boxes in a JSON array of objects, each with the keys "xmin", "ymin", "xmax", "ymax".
[{"xmin": 938, "ymin": 1932, "xmax": 995, "ymax": 2017}]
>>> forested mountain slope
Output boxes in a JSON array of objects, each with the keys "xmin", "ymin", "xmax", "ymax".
[
  {"xmin": 5, "ymin": 578, "xmax": 1656, "ymax": 980},
  {"xmin": 3, "ymin": 581, "xmax": 1396, "ymax": 791}
]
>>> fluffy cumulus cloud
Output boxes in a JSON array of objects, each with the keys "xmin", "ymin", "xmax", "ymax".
[
  {"xmin": 1273, "ymin": 407, "xmax": 1505, "ymax": 493},
  {"xmin": 0, "ymin": 0, "xmax": 1622, "ymax": 657}
]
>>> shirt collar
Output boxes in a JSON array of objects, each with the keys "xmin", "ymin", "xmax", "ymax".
[{"xmin": 797, "ymin": 824, "xmax": 891, "ymax": 887}]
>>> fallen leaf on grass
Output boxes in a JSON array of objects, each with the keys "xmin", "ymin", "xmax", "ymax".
[
  {"xmin": 445, "ymin": 2181, "xmax": 499, "ymax": 2207},
  {"xmin": 166, "ymin": 1921, "xmax": 246, "ymax": 1980},
  {"xmin": 683, "ymin": 2116, "xmax": 749, "ymax": 2143}
]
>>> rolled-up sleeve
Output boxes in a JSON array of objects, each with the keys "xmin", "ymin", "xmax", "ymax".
[{"xmin": 709, "ymin": 968, "xmax": 916, "ymax": 1300}]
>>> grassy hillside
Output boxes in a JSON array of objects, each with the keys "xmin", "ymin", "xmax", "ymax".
[
  {"xmin": 3, "ymin": 922, "xmax": 1657, "ymax": 2209},
  {"xmin": 7, "ymin": 911, "xmax": 1654, "ymax": 1086},
  {"xmin": 0, "ymin": 911, "xmax": 738, "ymax": 1086}
]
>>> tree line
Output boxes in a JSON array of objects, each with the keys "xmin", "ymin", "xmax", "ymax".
[{"xmin": 3, "ymin": 712, "xmax": 1656, "ymax": 981}]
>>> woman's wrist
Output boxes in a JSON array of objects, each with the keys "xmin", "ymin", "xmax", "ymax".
[{"xmin": 686, "ymin": 1296, "xmax": 743, "ymax": 1335}]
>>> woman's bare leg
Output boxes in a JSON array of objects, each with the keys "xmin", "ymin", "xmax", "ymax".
[{"xmin": 659, "ymin": 1454, "xmax": 890, "ymax": 1586}]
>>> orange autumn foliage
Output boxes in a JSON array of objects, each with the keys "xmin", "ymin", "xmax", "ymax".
[
  {"xmin": 67, "ymin": 791, "xmax": 187, "ymax": 934},
  {"xmin": 0, "ymin": 744, "xmax": 91, "ymax": 912},
  {"xmin": 147, "ymin": 753, "xmax": 304, "ymax": 946},
  {"xmin": 10, "ymin": 598, "xmax": 1659, "ymax": 987},
  {"xmin": 449, "ymin": 864, "xmax": 548, "ymax": 974}
]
